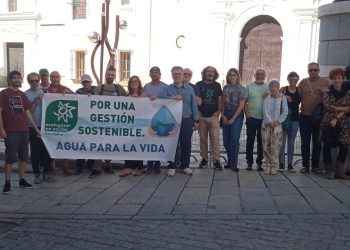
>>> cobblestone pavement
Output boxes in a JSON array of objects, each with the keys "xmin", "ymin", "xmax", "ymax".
[
  {"xmin": 1, "ymin": 217, "xmax": 350, "ymax": 249},
  {"xmin": 1, "ymin": 156, "xmax": 350, "ymax": 249}
]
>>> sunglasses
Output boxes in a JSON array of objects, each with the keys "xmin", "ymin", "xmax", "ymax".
[
  {"xmin": 29, "ymin": 80, "xmax": 39, "ymax": 84},
  {"xmin": 308, "ymin": 69, "xmax": 319, "ymax": 73}
]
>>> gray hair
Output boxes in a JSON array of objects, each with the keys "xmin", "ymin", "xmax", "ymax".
[
  {"xmin": 268, "ymin": 79, "xmax": 280, "ymax": 89},
  {"xmin": 171, "ymin": 66, "xmax": 183, "ymax": 73}
]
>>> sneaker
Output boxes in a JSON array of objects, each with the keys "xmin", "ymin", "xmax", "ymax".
[
  {"xmin": 214, "ymin": 161, "xmax": 223, "ymax": 170},
  {"xmin": 271, "ymin": 167, "xmax": 278, "ymax": 175},
  {"xmin": 19, "ymin": 179, "xmax": 33, "ymax": 189},
  {"xmin": 183, "ymin": 168, "xmax": 193, "ymax": 176},
  {"xmin": 104, "ymin": 166, "xmax": 115, "ymax": 174},
  {"xmin": 89, "ymin": 170, "xmax": 102, "ymax": 178},
  {"xmin": 168, "ymin": 169, "xmax": 176, "ymax": 177},
  {"xmin": 74, "ymin": 168, "xmax": 83, "ymax": 175},
  {"xmin": 199, "ymin": 159, "xmax": 208, "ymax": 169},
  {"xmin": 144, "ymin": 167, "xmax": 153, "ymax": 174},
  {"xmin": 153, "ymin": 166, "xmax": 161, "ymax": 174},
  {"xmin": 257, "ymin": 165, "xmax": 264, "ymax": 172},
  {"xmin": 2, "ymin": 182, "xmax": 11, "ymax": 194},
  {"xmin": 43, "ymin": 174, "xmax": 55, "ymax": 182},
  {"xmin": 34, "ymin": 174, "xmax": 42, "ymax": 184},
  {"xmin": 232, "ymin": 166, "xmax": 239, "ymax": 172},
  {"xmin": 300, "ymin": 167, "xmax": 310, "ymax": 173},
  {"xmin": 287, "ymin": 164, "xmax": 296, "ymax": 173},
  {"xmin": 278, "ymin": 163, "xmax": 285, "ymax": 172},
  {"xmin": 311, "ymin": 168, "xmax": 324, "ymax": 174},
  {"xmin": 246, "ymin": 165, "xmax": 253, "ymax": 171}
]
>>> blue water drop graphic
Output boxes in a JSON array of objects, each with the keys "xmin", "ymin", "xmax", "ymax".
[{"xmin": 150, "ymin": 106, "xmax": 177, "ymax": 137}]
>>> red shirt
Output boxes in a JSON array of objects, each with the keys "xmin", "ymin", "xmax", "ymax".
[{"xmin": 0, "ymin": 88, "xmax": 31, "ymax": 132}]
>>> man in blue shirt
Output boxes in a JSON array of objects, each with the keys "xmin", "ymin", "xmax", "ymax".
[{"xmin": 160, "ymin": 66, "xmax": 199, "ymax": 176}]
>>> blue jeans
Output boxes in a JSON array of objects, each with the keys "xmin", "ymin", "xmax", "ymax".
[
  {"xmin": 299, "ymin": 114, "xmax": 321, "ymax": 169},
  {"xmin": 245, "ymin": 117, "xmax": 263, "ymax": 166},
  {"xmin": 279, "ymin": 120, "xmax": 299, "ymax": 166},
  {"xmin": 222, "ymin": 112, "xmax": 244, "ymax": 167},
  {"xmin": 168, "ymin": 118, "xmax": 194, "ymax": 169}
]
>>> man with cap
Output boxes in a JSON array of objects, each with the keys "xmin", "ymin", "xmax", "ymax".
[
  {"xmin": 143, "ymin": 66, "xmax": 167, "ymax": 173},
  {"xmin": 75, "ymin": 74, "xmax": 96, "ymax": 175},
  {"xmin": 39, "ymin": 68, "xmax": 50, "ymax": 91}
]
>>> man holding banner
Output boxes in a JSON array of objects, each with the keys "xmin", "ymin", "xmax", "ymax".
[
  {"xmin": 1, "ymin": 71, "xmax": 41, "ymax": 194},
  {"xmin": 160, "ymin": 66, "xmax": 199, "ymax": 177}
]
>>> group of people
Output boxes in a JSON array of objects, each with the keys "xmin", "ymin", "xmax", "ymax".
[{"xmin": 1, "ymin": 62, "xmax": 350, "ymax": 194}]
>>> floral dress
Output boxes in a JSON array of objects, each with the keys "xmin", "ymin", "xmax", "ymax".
[{"xmin": 319, "ymin": 85, "xmax": 350, "ymax": 145}]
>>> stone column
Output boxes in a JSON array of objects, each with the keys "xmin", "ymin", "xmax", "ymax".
[{"xmin": 318, "ymin": 1, "xmax": 350, "ymax": 77}]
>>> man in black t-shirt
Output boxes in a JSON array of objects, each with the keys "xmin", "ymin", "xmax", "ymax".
[{"xmin": 196, "ymin": 66, "xmax": 223, "ymax": 170}]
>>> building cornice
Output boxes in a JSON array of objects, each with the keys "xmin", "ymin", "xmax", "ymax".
[{"xmin": 0, "ymin": 12, "xmax": 41, "ymax": 21}]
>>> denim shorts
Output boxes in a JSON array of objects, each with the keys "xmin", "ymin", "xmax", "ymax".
[{"xmin": 4, "ymin": 132, "xmax": 29, "ymax": 164}]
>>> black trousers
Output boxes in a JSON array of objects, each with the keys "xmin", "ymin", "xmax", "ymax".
[{"xmin": 29, "ymin": 127, "xmax": 51, "ymax": 175}]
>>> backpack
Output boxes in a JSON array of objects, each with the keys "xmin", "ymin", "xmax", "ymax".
[{"xmin": 99, "ymin": 84, "xmax": 120, "ymax": 96}]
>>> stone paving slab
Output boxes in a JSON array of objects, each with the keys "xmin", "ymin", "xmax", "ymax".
[
  {"xmin": 272, "ymin": 195, "xmax": 314, "ymax": 214},
  {"xmin": 240, "ymin": 187, "xmax": 278, "ymax": 214}
]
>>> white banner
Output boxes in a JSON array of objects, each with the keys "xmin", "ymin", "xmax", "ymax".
[{"xmin": 41, "ymin": 94, "xmax": 182, "ymax": 161}]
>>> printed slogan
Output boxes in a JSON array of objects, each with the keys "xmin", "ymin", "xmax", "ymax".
[{"xmin": 41, "ymin": 94, "xmax": 182, "ymax": 161}]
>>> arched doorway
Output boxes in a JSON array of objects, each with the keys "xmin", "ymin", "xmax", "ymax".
[{"xmin": 239, "ymin": 15, "xmax": 283, "ymax": 83}]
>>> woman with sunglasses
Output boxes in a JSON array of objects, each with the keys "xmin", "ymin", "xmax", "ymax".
[
  {"xmin": 221, "ymin": 68, "xmax": 246, "ymax": 172},
  {"xmin": 278, "ymin": 72, "xmax": 301, "ymax": 172}
]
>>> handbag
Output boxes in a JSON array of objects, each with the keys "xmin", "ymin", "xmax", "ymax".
[
  {"xmin": 282, "ymin": 115, "xmax": 292, "ymax": 132},
  {"xmin": 306, "ymin": 78, "xmax": 323, "ymax": 122}
]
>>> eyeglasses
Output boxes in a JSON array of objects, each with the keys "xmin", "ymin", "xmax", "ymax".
[
  {"xmin": 82, "ymin": 81, "xmax": 91, "ymax": 84},
  {"xmin": 308, "ymin": 69, "xmax": 319, "ymax": 73},
  {"xmin": 29, "ymin": 80, "xmax": 39, "ymax": 84}
]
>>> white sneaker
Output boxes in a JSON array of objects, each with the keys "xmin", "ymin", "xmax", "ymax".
[
  {"xmin": 34, "ymin": 174, "xmax": 42, "ymax": 184},
  {"xmin": 183, "ymin": 168, "xmax": 193, "ymax": 176},
  {"xmin": 168, "ymin": 169, "xmax": 175, "ymax": 177}
]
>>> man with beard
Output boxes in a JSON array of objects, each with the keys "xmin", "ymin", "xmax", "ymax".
[
  {"xmin": 196, "ymin": 66, "xmax": 223, "ymax": 170},
  {"xmin": 92, "ymin": 66, "xmax": 127, "ymax": 178},
  {"xmin": 0, "ymin": 70, "xmax": 41, "ymax": 193}
]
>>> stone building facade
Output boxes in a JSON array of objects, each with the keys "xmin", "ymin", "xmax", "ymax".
[{"xmin": 0, "ymin": 0, "xmax": 335, "ymax": 89}]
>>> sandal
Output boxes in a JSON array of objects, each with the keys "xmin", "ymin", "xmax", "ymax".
[
  {"xmin": 119, "ymin": 168, "xmax": 132, "ymax": 177},
  {"xmin": 133, "ymin": 169, "xmax": 144, "ymax": 176}
]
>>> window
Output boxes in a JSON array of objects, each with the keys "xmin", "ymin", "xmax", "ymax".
[
  {"xmin": 121, "ymin": 0, "xmax": 130, "ymax": 5},
  {"xmin": 73, "ymin": 0, "xmax": 86, "ymax": 19},
  {"xmin": 8, "ymin": 0, "xmax": 17, "ymax": 12},
  {"xmin": 4, "ymin": 43, "xmax": 24, "ymax": 87},
  {"xmin": 119, "ymin": 51, "xmax": 131, "ymax": 83},
  {"xmin": 72, "ymin": 50, "xmax": 85, "ymax": 83}
]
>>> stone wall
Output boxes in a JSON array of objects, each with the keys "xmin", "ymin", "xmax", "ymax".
[{"xmin": 318, "ymin": 1, "xmax": 350, "ymax": 75}]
